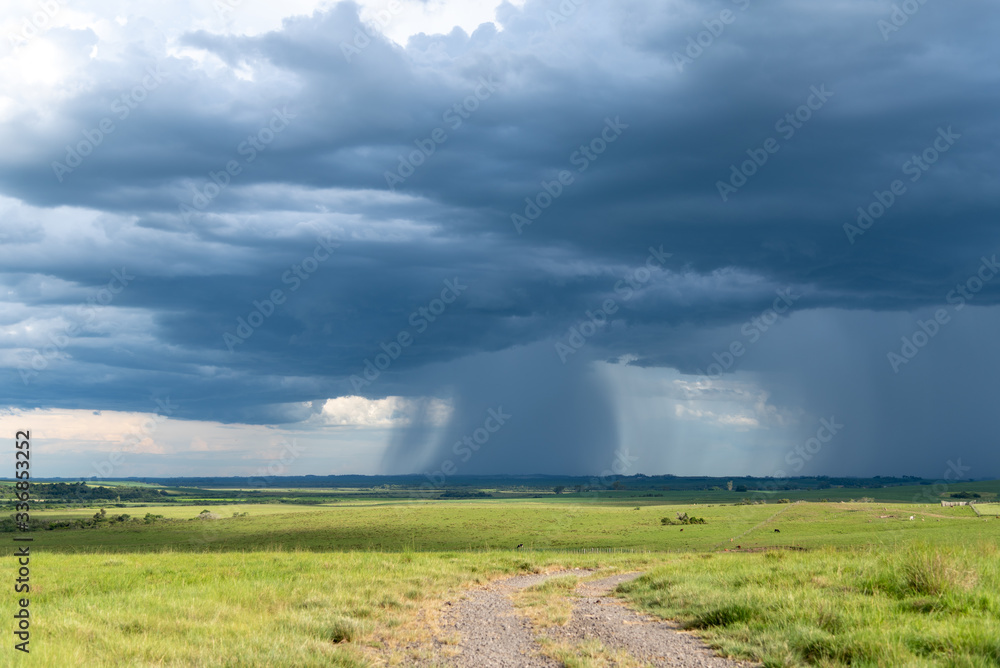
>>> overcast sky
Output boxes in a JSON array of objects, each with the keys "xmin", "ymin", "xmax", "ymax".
[{"xmin": 1, "ymin": 0, "xmax": 998, "ymax": 480}]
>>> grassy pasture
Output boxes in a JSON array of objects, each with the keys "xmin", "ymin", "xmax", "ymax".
[
  {"xmin": 3, "ymin": 497, "xmax": 999, "ymax": 666},
  {"xmin": 29, "ymin": 502, "xmax": 335, "ymax": 521},
  {"xmin": 619, "ymin": 543, "xmax": 1000, "ymax": 667},
  {"xmin": 15, "ymin": 550, "xmax": 660, "ymax": 666},
  {"xmin": 10, "ymin": 499, "xmax": 994, "ymax": 553}
]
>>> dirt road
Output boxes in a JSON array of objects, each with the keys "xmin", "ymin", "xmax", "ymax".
[{"xmin": 422, "ymin": 570, "xmax": 759, "ymax": 667}]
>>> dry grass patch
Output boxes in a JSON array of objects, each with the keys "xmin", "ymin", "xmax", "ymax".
[
  {"xmin": 512, "ymin": 575, "xmax": 580, "ymax": 628},
  {"xmin": 537, "ymin": 637, "xmax": 654, "ymax": 667}
]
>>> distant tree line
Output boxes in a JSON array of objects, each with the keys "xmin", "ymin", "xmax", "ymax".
[{"xmin": 2, "ymin": 482, "xmax": 170, "ymax": 503}]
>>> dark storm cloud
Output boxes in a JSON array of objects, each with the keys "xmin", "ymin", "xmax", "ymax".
[{"xmin": 2, "ymin": 0, "xmax": 999, "ymax": 476}]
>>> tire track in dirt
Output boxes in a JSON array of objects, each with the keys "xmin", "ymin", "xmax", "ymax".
[
  {"xmin": 541, "ymin": 573, "xmax": 759, "ymax": 667},
  {"xmin": 440, "ymin": 570, "xmax": 758, "ymax": 667},
  {"xmin": 445, "ymin": 570, "xmax": 582, "ymax": 667}
]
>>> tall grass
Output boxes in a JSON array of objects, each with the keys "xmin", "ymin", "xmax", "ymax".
[{"xmin": 617, "ymin": 542, "xmax": 1000, "ymax": 667}]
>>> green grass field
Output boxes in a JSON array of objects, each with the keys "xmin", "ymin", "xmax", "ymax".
[
  {"xmin": 16, "ymin": 550, "xmax": 658, "ymax": 667},
  {"xmin": 3, "ymin": 495, "xmax": 999, "ymax": 666},
  {"xmin": 9, "ymin": 498, "xmax": 991, "ymax": 553},
  {"xmin": 619, "ymin": 543, "xmax": 1000, "ymax": 667}
]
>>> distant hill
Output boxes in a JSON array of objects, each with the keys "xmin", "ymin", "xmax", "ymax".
[{"xmin": 5, "ymin": 473, "xmax": 959, "ymax": 490}]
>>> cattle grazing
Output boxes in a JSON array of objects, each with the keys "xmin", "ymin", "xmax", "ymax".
[
  {"xmin": 774, "ymin": 529, "xmax": 780, "ymax": 533},
  {"xmin": 516, "ymin": 543, "xmax": 523, "ymax": 550}
]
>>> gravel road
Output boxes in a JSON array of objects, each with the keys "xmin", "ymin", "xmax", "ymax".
[
  {"xmin": 438, "ymin": 570, "xmax": 758, "ymax": 667},
  {"xmin": 444, "ymin": 570, "xmax": 593, "ymax": 667},
  {"xmin": 541, "ymin": 573, "xmax": 759, "ymax": 667}
]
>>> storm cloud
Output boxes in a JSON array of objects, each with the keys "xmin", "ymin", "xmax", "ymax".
[{"xmin": 1, "ymin": 0, "xmax": 998, "ymax": 478}]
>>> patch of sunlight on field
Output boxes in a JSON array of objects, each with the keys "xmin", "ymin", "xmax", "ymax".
[
  {"xmin": 973, "ymin": 503, "xmax": 1000, "ymax": 514},
  {"xmin": 9, "ymin": 500, "xmax": 1000, "ymax": 555}
]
